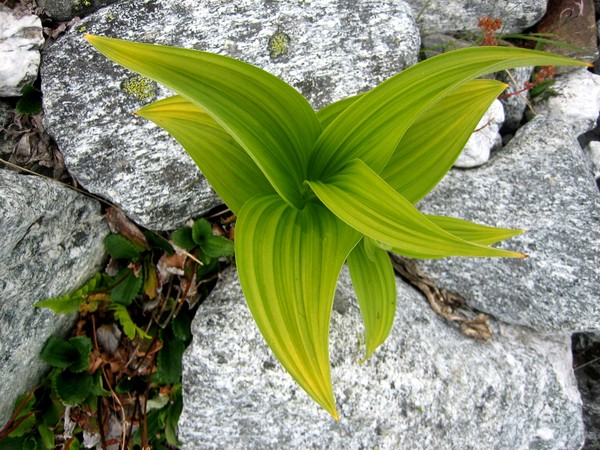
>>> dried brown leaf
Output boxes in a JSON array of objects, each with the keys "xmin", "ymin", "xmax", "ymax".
[{"xmin": 105, "ymin": 207, "xmax": 149, "ymax": 249}]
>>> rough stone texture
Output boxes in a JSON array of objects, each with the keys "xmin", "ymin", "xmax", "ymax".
[
  {"xmin": 180, "ymin": 266, "xmax": 584, "ymax": 449},
  {"xmin": 419, "ymin": 33, "xmax": 471, "ymax": 59},
  {"xmin": 586, "ymin": 140, "xmax": 600, "ymax": 177},
  {"xmin": 419, "ymin": 116, "xmax": 600, "ymax": 332},
  {"xmin": 0, "ymin": 169, "xmax": 108, "ymax": 427},
  {"xmin": 41, "ymin": 0, "xmax": 420, "ymax": 230},
  {"xmin": 0, "ymin": 5, "xmax": 44, "ymax": 97},
  {"xmin": 0, "ymin": 100, "xmax": 14, "ymax": 155},
  {"xmin": 37, "ymin": 0, "xmax": 119, "ymax": 22},
  {"xmin": 407, "ymin": 0, "xmax": 547, "ymax": 34},
  {"xmin": 534, "ymin": 68, "xmax": 600, "ymax": 137},
  {"xmin": 572, "ymin": 334, "xmax": 600, "ymax": 449},
  {"xmin": 497, "ymin": 66, "xmax": 534, "ymax": 134},
  {"xmin": 454, "ymin": 99, "xmax": 504, "ymax": 168}
]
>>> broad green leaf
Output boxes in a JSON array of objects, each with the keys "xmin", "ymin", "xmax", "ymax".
[
  {"xmin": 154, "ymin": 329, "xmax": 185, "ymax": 385},
  {"xmin": 40, "ymin": 337, "xmax": 88, "ymax": 370},
  {"xmin": 110, "ymin": 267, "xmax": 143, "ymax": 306},
  {"xmin": 143, "ymin": 229, "xmax": 175, "ymax": 255},
  {"xmin": 137, "ymin": 96, "xmax": 274, "ymax": 214},
  {"xmin": 36, "ymin": 423, "xmax": 54, "ymax": 450},
  {"xmin": 316, "ymin": 80, "xmax": 506, "ymax": 204},
  {"xmin": 236, "ymin": 194, "xmax": 361, "ymax": 419},
  {"xmin": 192, "ymin": 218, "xmax": 212, "ymax": 244},
  {"xmin": 308, "ymin": 159, "xmax": 525, "ymax": 259},
  {"xmin": 426, "ymin": 215, "xmax": 523, "ymax": 245},
  {"xmin": 381, "ymin": 79, "xmax": 507, "ymax": 203},
  {"xmin": 310, "ymin": 46, "xmax": 588, "ymax": 180},
  {"xmin": 65, "ymin": 336, "xmax": 92, "ymax": 373},
  {"xmin": 203, "ymin": 235, "xmax": 234, "ymax": 258},
  {"xmin": 316, "ymin": 94, "xmax": 361, "ymax": 129},
  {"xmin": 171, "ymin": 226, "xmax": 196, "ymax": 251},
  {"xmin": 51, "ymin": 370, "xmax": 93, "ymax": 406},
  {"xmin": 347, "ymin": 238, "xmax": 396, "ymax": 360},
  {"xmin": 86, "ymin": 35, "xmax": 320, "ymax": 209},
  {"xmin": 7, "ymin": 414, "xmax": 35, "ymax": 438},
  {"xmin": 104, "ymin": 233, "xmax": 144, "ymax": 260},
  {"xmin": 12, "ymin": 392, "xmax": 35, "ymax": 420},
  {"xmin": 172, "ymin": 311, "xmax": 193, "ymax": 343}
]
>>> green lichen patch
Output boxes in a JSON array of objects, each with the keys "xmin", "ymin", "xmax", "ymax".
[
  {"xmin": 268, "ymin": 31, "xmax": 291, "ymax": 59},
  {"xmin": 121, "ymin": 76, "xmax": 157, "ymax": 102}
]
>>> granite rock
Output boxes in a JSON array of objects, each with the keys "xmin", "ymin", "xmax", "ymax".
[
  {"xmin": 180, "ymin": 266, "xmax": 584, "ymax": 449},
  {"xmin": 534, "ymin": 68, "xmax": 600, "ymax": 137},
  {"xmin": 37, "ymin": 0, "xmax": 120, "ymax": 22},
  {"xmin": 0, "ymin": 5, "xmax": 44, "ymax": 97},
  {"xmin": 454, "ymin": 99, "xmax": 504, "ymax": 168},
  {"xmin": 0, "ymin": 100, "xmax": 14, "ymax": 155},
  {"xmin": 497, "ymin": 65, "xmax": 534, "ymax": 134},
  {"xmin": 407, "ymin": 0, "xmax": 547, "ymax": 34},
  {"xmin": 419, "ymin": 116, "xmax": 600, "ymax": 332},
  {"xmin": 41, "ymin": 0, "xmax": 420, "ymax": 230},
  {"xmin": 0, "ymin": 169, "xmax": 108, "ymax": 427},
  {"xmin": 573, "ymin": 333, "xmax": 600, "ymax": 448},
  {"xmin": 586, "ymin": 140, "xmax": 600, "ymax": 177}
]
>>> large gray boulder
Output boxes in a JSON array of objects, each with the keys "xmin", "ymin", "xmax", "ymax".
[
  {"xmin": 180, "ymin": 266, "xmax": 584, "ymax": 449},
  {"xmin": 419, "ymin": 116, "xmax": 600, "ymax": 332},
  {"xmin": 41, "ymin": 0, "xmax": 420, "ymax": 230},
  {"xmin": 0, "ymin": 169, "xmax": 108, "ymax": 427},
  {"xmin": 407, "ymin": 0, "xmax": 547, "ymax": 34}
]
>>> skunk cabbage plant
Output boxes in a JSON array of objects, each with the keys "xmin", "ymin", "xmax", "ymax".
[{"xmin": 85, "ymin": 35, "xmax": 586, "ymax": 419}]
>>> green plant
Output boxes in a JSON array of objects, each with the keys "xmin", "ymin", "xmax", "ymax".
[
  {"xmin": 85, "ymin": 34, "xmax": 587, "ymax": 419},
  {"xmin": 0, "ymin": 213, "xmax": 235, "ymax": 448},
  {"xmin": 16, "ymin": 84, "xmax": 43, "ymax": 115}
]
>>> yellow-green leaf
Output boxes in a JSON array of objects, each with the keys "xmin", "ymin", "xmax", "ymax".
[
  {"xmin": 347, "ymin": 238, "xmax": 396, "ymax": 360},
  {"xmin": 308, "ymin": 159, "xmax": 525, "ymax": 259},
  {"xmin": 381, "ymin": 79, "xmax": 507, "ymax": 203},
  {"xmin": 235, "ymin": 194, "xmax": 361, "ymax": 419},
  {"xmin": 310, "ymin": 46, "xmax": 588, "ymax": 181},
  {"xmin": 136, "ymin": 95, "xmax": 274, "ymax": 213},
  {"xmin": 425, "ymin": 215, "xmax": 524, "ymax": 245},
  {"xmin": 316, "ymin": 94, "xmax": 361, "ymax": 129},
  {"xmin": 85, "ymin": 34, "xmax": 320, "ymax": 209}
]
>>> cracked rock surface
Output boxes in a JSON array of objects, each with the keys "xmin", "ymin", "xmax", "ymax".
[
  {"xmin": 0, "ymin": 169, "xmax": 108, "ymax": 426},
  {"xmin": 179, "ymin": 266, "xmax": 584, "ymax": 449},
  {"xmin": 41, "ymin": 0, "xmax": 420, "ymax": 230}
]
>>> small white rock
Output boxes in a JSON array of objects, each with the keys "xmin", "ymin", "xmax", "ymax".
[
  {"xmin": 454, "ymin": 99, "xmax": 505, "ymax": 168},
  {"xmin": 534, "ymin": 68, "xmax": 600, "ymax": 136},
  {"xmin": 0, "ymin": 5, "xmax": 44, "ymax": 97}
]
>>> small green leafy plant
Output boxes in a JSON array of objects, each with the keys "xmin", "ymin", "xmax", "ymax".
[
  {"xmin": 85, "ymin": 34, "xmax": 587, "ymax": 419},
  {"xmin": 0, "ymin": 214, "xmax": 233, "ymax": 449}
]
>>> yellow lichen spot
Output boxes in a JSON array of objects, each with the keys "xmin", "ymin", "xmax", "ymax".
[
  {"xmin": 268, "ymin": 31, "xmax": 291, "ymax": 59},
  {"xmin": 78, "ymin": 25, "xmax": 87, "ymax": 33},
  {"xmin": 121, "ymin": 76, "xmax": 157, "ymax": 102},
  {"xmin": 83, "ymin": 0, "xmax": 91, "ymax": 5}
]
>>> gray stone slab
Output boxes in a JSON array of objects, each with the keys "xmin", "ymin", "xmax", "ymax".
[
  {"xmin": 41, "ymin": 0, "xmax": 420, "ymax": 230},
  {"xmin": 0, "ymin": 169, "xmax": 108, "ymax": 427},
  {"xmin": 419, "ymin": 116, "xmax": 600, "ymax": 332},
  {"xmin": 180, "ymin": 266, "xmax": 584, "ymax": 449},
  {"xmin": 37, "ymin": 0, "xmax": 120, "ymax": 22},
  {"xmin": 408, "ymin": 0, "xmax": 547, "ymax": 34}
]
